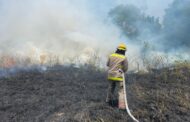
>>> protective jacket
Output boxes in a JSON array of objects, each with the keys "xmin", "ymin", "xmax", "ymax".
[{"xmin": 107, "ymin": 53, "xmax": 128, "ymax": 81}]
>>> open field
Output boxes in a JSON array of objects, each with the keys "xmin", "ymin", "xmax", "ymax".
[{"xmin": 0, "ymin": 65, "xmax": 189, "ymax": 122}]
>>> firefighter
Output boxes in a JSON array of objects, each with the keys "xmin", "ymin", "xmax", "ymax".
[{"xmin": 106, "ymin": 43, "xmax": 128, "ymax": 110}]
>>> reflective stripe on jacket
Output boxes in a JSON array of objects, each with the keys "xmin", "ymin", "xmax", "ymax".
[{"xmin": 107, "ymin": 53, "xmax": 128, "ymax": 81}]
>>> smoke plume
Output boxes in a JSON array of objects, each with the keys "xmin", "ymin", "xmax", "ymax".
[
  {"xmin": 162, "ymin": 0, "xmax": 190, "ymax": 51},
  {"xmin": 0, "ymin": 0, "xmax": 189, "ymax": 71},
  {"xmin": 0, "ymin": 0, "xmax": 121, "ymax": 66},
  {"xmin": 110, "ymin": 0, "xmax": 190, "ymax": 61}
]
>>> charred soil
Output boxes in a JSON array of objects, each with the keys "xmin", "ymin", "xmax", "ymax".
[{"xmin": 0, "ymin": 66, "xmax": 189, "ymax": 122}]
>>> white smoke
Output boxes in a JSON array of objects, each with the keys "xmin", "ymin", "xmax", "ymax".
[
  {"xmin": 115, "ymin": 0, "xmax": 174, "ymax": 22},
  {"xmin": 0, "ymin": 0, "xmax": 122, "ymax": 65},
  {"xmin": 1, "ymin": 0, "xmax": 188, "ymax": 72}
]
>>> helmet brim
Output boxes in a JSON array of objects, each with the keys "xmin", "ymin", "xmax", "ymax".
[{"xmin": 118, "ymin": 48, "xmax": 126, "ymax": 51}]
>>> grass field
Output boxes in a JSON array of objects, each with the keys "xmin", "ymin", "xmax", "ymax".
[{"xmin": 0, "ymin": 65, "xmax": 189, "ymax": 122}]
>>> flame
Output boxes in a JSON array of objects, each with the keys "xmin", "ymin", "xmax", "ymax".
[
  {"xmin": 1, "ymin": 56, "xmax": 16, "ymax": 68},
  {"xmin": 40, "ymin": 54, "xmax": 47, "ymax": 65}
]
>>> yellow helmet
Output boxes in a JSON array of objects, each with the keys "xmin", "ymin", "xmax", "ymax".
[{"xmin": 117, "ymin": 43, "xmax": 127, "ymax": 51}]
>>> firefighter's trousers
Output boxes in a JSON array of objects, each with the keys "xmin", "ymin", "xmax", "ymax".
[{"xmin": 106, "ymin": 80, "xmax": 125, "ymax": 109}]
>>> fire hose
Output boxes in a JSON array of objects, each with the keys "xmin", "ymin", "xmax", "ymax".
[{"xmin": 122, "ymin": 73, "xmax": 139, "ymax": 122}]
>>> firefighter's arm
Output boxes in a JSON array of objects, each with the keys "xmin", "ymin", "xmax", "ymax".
[{"xmin": 123, "ymin": 57, "xmax": 128, "ymax": 72}]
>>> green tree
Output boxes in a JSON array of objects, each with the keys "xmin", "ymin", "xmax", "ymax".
[
  {"xmin": 109, "ymin": 5, "xmax": 161, "ymax": 41},
  {"xmin": 162, "ymin": 0, "xmax": 190, "ymax": 49}
]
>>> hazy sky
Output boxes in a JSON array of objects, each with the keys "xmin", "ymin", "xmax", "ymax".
[
  {"xmin": 88, "ymin": 0, "xmax": 174, "ymax": 21},
  {"xmin": 0, "ymin": 0, "xmax": 188, "ymax": 67},
  {"xmin": 0, "ymin": 0, "xmax": 174, "ymax": 21},
  {"xmin": 121, "ymin": 0, "xmax": 174, "ymax": 21}
]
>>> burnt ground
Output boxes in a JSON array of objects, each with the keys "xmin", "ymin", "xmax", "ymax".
[{"xmin": 0, "ymin": 65, "xmax": 189, "ymax": 122}]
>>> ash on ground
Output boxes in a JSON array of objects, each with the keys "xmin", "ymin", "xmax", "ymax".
[{"xmin": 0, "ymin": 66, "xmax": 189, "ymax": 122}]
